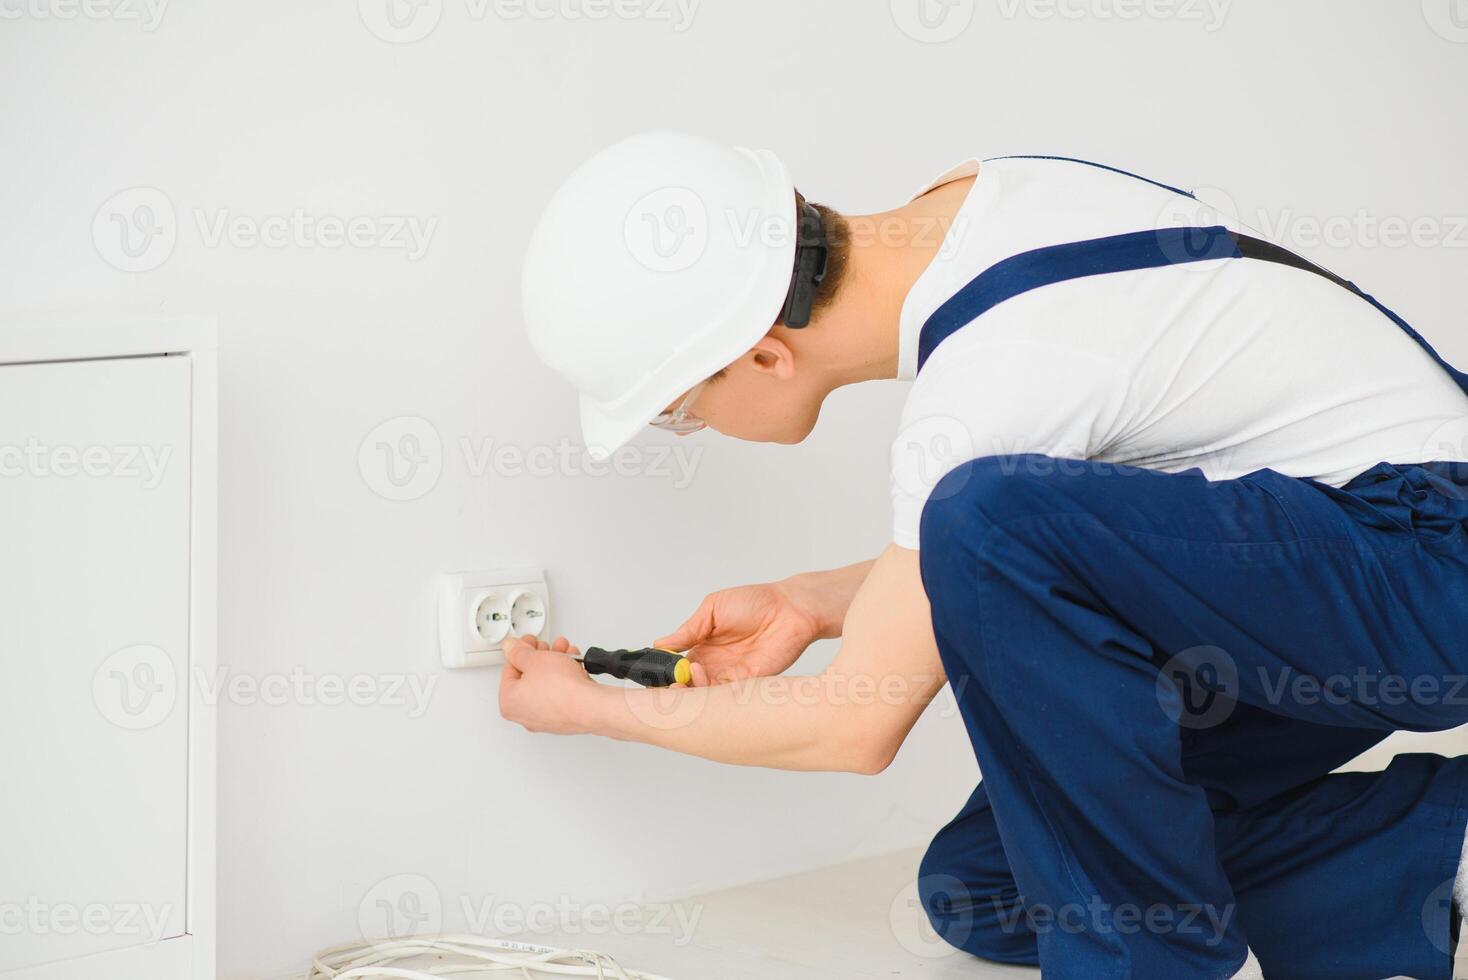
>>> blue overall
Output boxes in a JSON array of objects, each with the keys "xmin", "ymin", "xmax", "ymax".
[{"xmin": 914, "ymin": 162, "xmax": 1468, "ymax": 980}]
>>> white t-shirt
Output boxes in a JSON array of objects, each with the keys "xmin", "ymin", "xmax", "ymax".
[{"xmin": 890, "ymin": 156, "xmax": 1468, "ymax": 550}]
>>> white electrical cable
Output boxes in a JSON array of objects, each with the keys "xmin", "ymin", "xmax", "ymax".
[{"xmin": 298, "ymin": 935, "xmax": 678, "ymax": 980}]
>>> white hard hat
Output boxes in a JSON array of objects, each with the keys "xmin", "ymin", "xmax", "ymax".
[{"xmin": 522, "ymin": 131, "xmax": 798, "ymax": 459}]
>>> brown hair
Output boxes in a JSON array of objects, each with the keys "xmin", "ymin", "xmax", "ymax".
[
  {"xmin": 806, "ymin": 201, "xmax": 849, "ymax": 324},
  {"xmin": 781, "ymin": 192, "xmax": 849, "ymax": 329}
]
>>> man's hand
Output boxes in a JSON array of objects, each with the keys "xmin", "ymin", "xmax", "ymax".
[
  {"xmin": 657, "ymin": 583, "xmax": 822, "ymax": 685},
  {"xmin": 498, "ymin": 634, "xmax": 601, "ymax": 735},
  {"xmin": 656, "ymin": 564, "xmax": 874, "ymax": 685},
  {"xmin": 499, "ymin": 634, "xmax": 708, "ymax": 734}
]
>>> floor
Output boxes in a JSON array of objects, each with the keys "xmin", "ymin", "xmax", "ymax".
[
  {"xmin": 497, "ymin": 845, "xmax": 1468, "ymax": 980},
  {"xmin": 503, "ymin": 847, "xmax": 1033, "ymax": 979}
]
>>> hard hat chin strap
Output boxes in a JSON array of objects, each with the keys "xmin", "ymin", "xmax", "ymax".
[{"xmin": 780, "ymin": 199, "xmax": 829, "ymax": 329}]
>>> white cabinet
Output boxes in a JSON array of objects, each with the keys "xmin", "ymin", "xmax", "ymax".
[{"xmin": 0, "ymin": 315, "xmax": 215, "ymax": 980}]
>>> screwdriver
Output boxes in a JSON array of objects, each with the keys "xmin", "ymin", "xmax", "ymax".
[{"xmin": 574, "ymin": 647, "xmax": 692, "ymax": 688}]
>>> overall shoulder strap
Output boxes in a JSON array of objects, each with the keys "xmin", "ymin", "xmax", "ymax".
[{"xmin": 915, "ymin": 225, "xmax": 1468, "ymax": 400}]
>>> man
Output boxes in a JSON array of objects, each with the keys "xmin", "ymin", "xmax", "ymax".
[{"xmin": 506, "ymin": 131, "xmax": 1468, "ymax": 978}]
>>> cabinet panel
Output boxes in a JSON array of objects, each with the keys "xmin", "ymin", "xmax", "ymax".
[{"xmin": 0, "ymin": 355, "xmax": 191, "ymax": 971}]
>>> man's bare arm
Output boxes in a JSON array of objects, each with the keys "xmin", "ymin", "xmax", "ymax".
[
  {"xmin": 782, "ymin": 559, "xmax": 877, "ymax": 639},
  {"xmin": 499, "ymin": 545, "xmax": 944, "ymax": 774}
]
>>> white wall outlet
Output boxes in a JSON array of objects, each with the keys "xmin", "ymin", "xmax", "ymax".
[
  {"xmin": 438, "ymin": 569, "xmax": 551, "ymax": 669},
  {"xmin": 507, "ymin": 587, "xmax": 547, "ymax": 639}
]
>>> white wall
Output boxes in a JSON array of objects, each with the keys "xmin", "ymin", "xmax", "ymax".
[{"xmin": 2, "ymin": 2, "xmax": 1466, "ymax": 977}]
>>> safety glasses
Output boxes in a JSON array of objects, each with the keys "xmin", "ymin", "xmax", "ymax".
[{"xmin": 648, "ymin": 381, "xmax": 708, "ymax": 434}]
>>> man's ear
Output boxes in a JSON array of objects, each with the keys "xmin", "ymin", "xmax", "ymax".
[{"xmin": 745, "ymin": 335, "xmax": 796, "ymax": 380}]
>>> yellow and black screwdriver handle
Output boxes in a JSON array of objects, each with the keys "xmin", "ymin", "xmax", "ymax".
[{"xmin": 578, "ymin": 647, "xmax": 692, "ymax": 688}]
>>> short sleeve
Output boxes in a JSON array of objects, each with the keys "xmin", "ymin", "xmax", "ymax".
[{"xmin": 890, "ymin": 339, "xmax": 1128, "ymax": 550}]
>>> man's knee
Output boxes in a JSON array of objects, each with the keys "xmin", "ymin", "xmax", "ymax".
[
  {"xmin": 918, "ymin": 823, "xmax": 1038, "ymax": 965},
  {"xmin": 918, "ymin": 454, "xmax": 1082, "ymax": 550},
  {"xmin": 916, "ymin": 859, "xmax": 1037, "ymax": 965},
  {"xmin": 918, "ymin": 454, "xmax": 1086, "ymax": 591}
]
